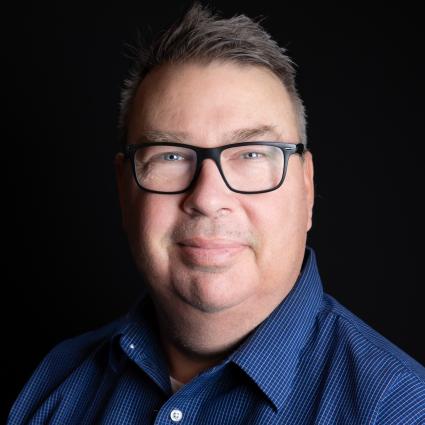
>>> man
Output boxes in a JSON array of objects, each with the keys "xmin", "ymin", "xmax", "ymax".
[{"xmin": 9, "ymin": 3, "xmax": 425, "ymax": 424}]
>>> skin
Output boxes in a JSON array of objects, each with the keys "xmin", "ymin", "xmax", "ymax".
[{"xmin": 114, "ymin": 61, "xmax": 314, "ymax": 383}]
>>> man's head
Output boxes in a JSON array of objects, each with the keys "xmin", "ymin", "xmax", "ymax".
[{"xmin": 115, "ymin": 4, "xmax": 314, "ymax": 358}]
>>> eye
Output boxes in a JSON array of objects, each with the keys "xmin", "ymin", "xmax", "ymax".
[
  {"xmin": 161, "ymin": 152, "xmax": 185, "ymax": 161},
  {"xmin": 242, "ymin": 151, "xmax": 264, "ymax": 159}
]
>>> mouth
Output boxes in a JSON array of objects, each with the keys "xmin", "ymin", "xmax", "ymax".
[{"xmin": 177, "ymin": 237, "xmax": 248, "ymax": 268}]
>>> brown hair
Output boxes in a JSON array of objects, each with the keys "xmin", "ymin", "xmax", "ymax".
[{"xmin": 119, "ymin": 2, "xmax": 307, "ymax": 146}]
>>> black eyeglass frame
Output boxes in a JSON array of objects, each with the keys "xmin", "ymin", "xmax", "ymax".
[{"xmin": 123, "ymin": 141, "xmax": 305, "ymax": 195}]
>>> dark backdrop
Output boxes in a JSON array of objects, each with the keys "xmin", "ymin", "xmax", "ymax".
[{"xmin": 4, "ymin": 1, "xmax": 424, "ymax": 419}]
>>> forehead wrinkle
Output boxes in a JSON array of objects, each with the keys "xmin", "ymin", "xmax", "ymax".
[{"xmin": 135, "ymin": 124, "xmax": 282, "ymax": 145}]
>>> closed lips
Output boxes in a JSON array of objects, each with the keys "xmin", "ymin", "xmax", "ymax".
[
  {"xmin": 176, "ymin": 237, "xmax": 249, "ymax": 267},
  {"xmin": 178, "ymin": 238, "xmax": 248, "ymax": 249}
]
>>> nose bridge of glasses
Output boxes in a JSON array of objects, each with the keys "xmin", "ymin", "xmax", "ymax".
[
  {"xmin": 196, "ymin": 146, "xmax": 222, "ymax": 165},
  {"xmin": 194, "ymin": 146, "xmax": 223, "ymax": 174},
  {"xmin": 192, "ymin": 146, "xmax": 227, "ymax": 185}
]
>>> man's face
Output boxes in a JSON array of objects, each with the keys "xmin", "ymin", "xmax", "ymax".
[{"xmin": 116, "ymin": 61, "xmax": 314, "ymax": 327}]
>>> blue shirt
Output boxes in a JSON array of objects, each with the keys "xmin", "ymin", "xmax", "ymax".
[{"xmin": 8, "ymin": 248, "xmax": 425, "ymax": 424}]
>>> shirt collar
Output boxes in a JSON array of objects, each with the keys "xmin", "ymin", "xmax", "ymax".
[
  {"xmin": 109, "ymin": 246, "xmax": 323, "ymax": 404},
  {"xmin": 109, "ymin": 292, "xmax": 172, "ymax": 393},
  {"xmin": 229, "ymin": 246, "xmax": 323, "ymax": 411}
]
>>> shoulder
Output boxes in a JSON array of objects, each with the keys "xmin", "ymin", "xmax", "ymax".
[
  {"xmin": 321, "ymin": 294, "xmax": 425, "ymax": 380},
  {"xmin": 318, "ymin": 294, "xmax": 425, "ymax": 423},
  {"xmin": 35, "ymin": 316, "xmax": 126, "ymax": 378},
  {"xmin": 8, "ymin": 316, "xmax": 126, "ymax": 425}
]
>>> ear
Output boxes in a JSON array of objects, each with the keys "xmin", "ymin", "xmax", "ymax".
[
  {"xmin": 302, "ymin": 150, "xmax": 315, "ymax": 231},
  {"xmin": 114, "ymin": 152, "xmax": 128, "ymax": 232}
]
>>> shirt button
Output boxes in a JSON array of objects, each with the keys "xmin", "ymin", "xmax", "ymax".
[{"xmin": 170, "ymin": 409, "xmax": 183, "ymax": 422}]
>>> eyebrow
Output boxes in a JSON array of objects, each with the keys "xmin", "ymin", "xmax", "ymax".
[
  {"xmin": 229, "ymin": 125, "xmax": 281, "ymax": 143},
  {"xmin": 135, "ymin": 124, "xmax": 281, "ymax": 145}
]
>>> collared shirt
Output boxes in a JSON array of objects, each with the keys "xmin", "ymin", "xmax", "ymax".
[{"xmin": 8, "ymin": 248, "xmax": 425, "ymax": 424}]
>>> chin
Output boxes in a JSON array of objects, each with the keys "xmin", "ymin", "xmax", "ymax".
[
  {"xmin": 171, "ymin": 273, "xmax": 254, "ymax": 315},
  {"xmin": 186, "ymin": 298, "xmax": 235, "ymax": 314},
  {"xmin": 177, "ymin": 284, "xmax": 253, "ymax": 315}
]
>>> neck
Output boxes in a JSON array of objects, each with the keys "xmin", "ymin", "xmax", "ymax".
[
  {"xmin": 161, "ymin": 337, "xmax": 229, "ymax": 383},
  {"xmin": 155, "ymin": 305, "xmax": 258, "ymax": 384},
  {"xmin": 152, "ymin": 282, "xmax": 297, "ymax": 383}
]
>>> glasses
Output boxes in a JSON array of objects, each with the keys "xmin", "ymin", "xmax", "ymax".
[{"xmin": 123, "ymin": 141, "xmax": 305, "ymax": 194}]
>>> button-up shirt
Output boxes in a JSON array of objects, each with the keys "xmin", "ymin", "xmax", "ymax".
[{"xmin": 8, "ymin": 248, "xmax": 425, "ymax": 424}]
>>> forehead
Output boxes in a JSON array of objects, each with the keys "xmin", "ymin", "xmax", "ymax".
[{"xmin": 127, "ymin": 61, "xmax": 298, "ymax": 145}]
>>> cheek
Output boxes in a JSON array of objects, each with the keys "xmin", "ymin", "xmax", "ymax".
[
  {"xmin": 139, "ymin": 197, "xmax": 163, "ymax": 230},
  {"xmin": 129, "ymin": 195, "xmax": 180, "ymax": 258},
  {"xmin": 248, "ymin": 180, "xmax": 307, "ymax": 262},
  {"xmin": 246, "ymin": 193, "xmax": 307, "ymax": 298}
]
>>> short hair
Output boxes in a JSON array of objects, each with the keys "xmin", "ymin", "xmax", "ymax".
[{"xmin": 118, "ymin": 2, "xmax": 307, "ymax": 147}]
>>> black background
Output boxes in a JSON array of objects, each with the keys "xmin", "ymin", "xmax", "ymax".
[{"xmin": 4, "ymin": 1, "xmax": 424, "ymax": 419}]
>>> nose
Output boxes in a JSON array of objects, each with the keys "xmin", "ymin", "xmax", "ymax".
[{"xmin": 181, "ymin": 159, "xmax": 237, "ymax": 218}]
